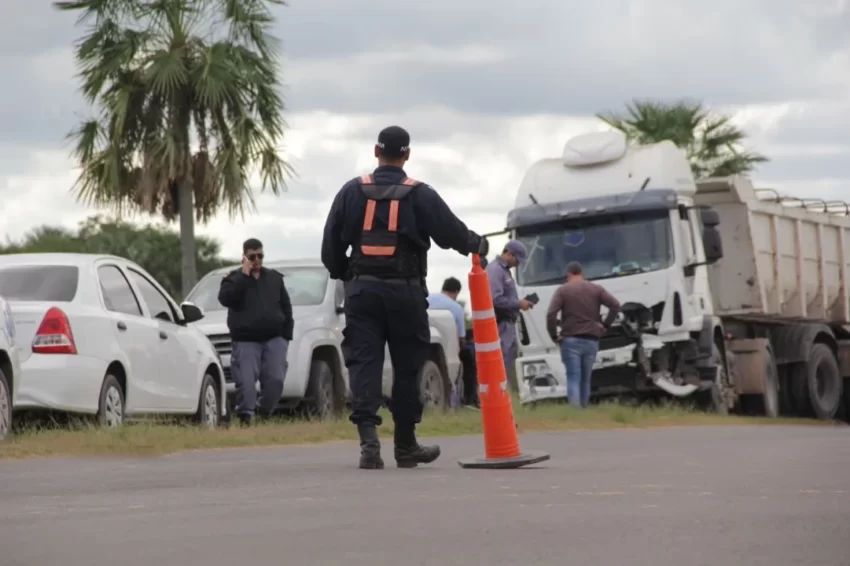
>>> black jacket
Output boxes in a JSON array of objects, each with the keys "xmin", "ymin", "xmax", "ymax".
[
  {"xmin": 218, "ymin": 267, "xmax": 294, "ymax": 342},
  {"xmin": 320, "ymin": 165, "xmax": 483, "ymax": 281}
]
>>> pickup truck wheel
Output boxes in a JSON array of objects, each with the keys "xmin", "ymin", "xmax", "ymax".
[
  {"xmin": 306, "ymin": 358, "xmax": 340, "ymax": 420},
  {"xmin": 794, "ymin": 343, "xmax": 842, "ymax": 420},
  {"xmin": 97, "ymin": 374, "xmax": 124, "ymax": 428},
  {"xmin": 0, "ymin": 367, "xmax": 11, "ymax": 440},
  {"xmin": 193, "ymin": 373, "xmax": 220, "ymax": 429},
  {"xmin": 419, "ymin": 360, "xmax": 447, "ymax": 411}
]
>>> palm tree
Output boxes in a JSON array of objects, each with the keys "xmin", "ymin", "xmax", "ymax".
[
  {"xmin": 55, "ymin": 0, "xmax": 292, "ymax": 296},
  {"xmin": 596, "ymin": 99, "xmax": 768, "ymax": 179}
]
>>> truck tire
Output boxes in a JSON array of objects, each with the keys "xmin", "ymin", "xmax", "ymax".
[
  {"xmin": 696, "ymin": 343, "xmax": 730, "ymax": 415},
  {"xmin": 419, "ymin": 360, "xmax": 447, "ymax": 411},
  {"xmin": 0, "ymin": 367, "xmax": 11, "ymax": 441},
  {"xmin": 792, "ymin": 343, "xmax": 842, "ymax": 420},
  {"xmin": 740, "ymin": 344, "xmax": 780, "ymax": 418},
  {"xmin": 305, "ymin": 358, "xmax": 341, "ymax": 420}
]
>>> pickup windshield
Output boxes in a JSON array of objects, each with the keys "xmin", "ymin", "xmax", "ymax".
[
  {"xmin": 514, "ymin": 210, "xmax": 674, "ymax": 286},
  {"xmin": 187, "ymin": 266, "xmax": 329, "ymax": 312}
]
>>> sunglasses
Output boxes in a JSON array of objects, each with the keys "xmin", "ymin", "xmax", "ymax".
[{"xmin": 246, "ymin": 253, "xmax": 264, "ymax": 261}]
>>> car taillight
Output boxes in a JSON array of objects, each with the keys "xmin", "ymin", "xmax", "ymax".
[{"xmin": 32, "ymin": 306, "xmax": 77, "ymax": 355}]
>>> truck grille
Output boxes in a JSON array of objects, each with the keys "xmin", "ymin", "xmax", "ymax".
[{"xmin": 599, "ymin": 325, "xmax": 635, "ymax": 351}]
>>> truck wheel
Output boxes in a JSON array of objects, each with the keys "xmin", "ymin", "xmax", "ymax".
[
  {"xmin": 696, "ymin": 344, "xmax": 731, "ymax": 415},
  {"xmin": 306, "ymin": 358, "xmax": 341, "ymax": 420},
  {"xmin": 0, "ymin": 367, "xmax": 11, "ymax": 441},
  {"xmin": 419, "ymin": 360, "xmax": 447, "ymax": 411},
  {"xmin": 794, "ymin": 343, "xmax": 842, "ymax": 420},
  {"xmin": 740, "ymin": 344, "xmax": 780, "ymax": 418}
]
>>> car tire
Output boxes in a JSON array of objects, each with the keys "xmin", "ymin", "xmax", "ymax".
[
  {"xmin": 97, "ymin": 374, "xmax": 125, "ymax": 428},
  {"xmin": 193, "ymin": 373, "xmax": 220, "ymax": 429},
  {"xmin": 306, "ymin": 358, "xmax": 340, "ymax": 420},
  {"xmin": 419, "ymin": 360, "xmax": 447, "ymax": 411},
  {"xmin": 0, "ymin": 367, "xmax": 11, "ymax": 441}
]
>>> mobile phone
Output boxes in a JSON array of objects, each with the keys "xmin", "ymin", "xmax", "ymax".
[{"xmin": 524, "ymin": 293, "xmax": 540, "ymax": 304}]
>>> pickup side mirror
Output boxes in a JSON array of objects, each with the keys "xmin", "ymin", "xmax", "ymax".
[
  {"xmin": 180, "ymin": 301, "xmax": 205, "ymax": 324},
  {"xmin": 335, "ymin": 305, "xmax": 345, "ymax": 314}
]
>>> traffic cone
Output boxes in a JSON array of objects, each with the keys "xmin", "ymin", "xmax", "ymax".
[{"xmin": 458, "ymin": 254, "xmax": 550, "ymax": 469}]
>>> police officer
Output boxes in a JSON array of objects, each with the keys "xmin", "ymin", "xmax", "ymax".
[
  {"xmin": 486, "ymin": 240, "xmax": 533, "ymax": 379},
  {"xmin": 321, "ymin": 125, "xmax": 488, "ymax": 470}
]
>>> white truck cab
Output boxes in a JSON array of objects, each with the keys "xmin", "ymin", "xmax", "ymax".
[
  {"xmin": 502, "ymin": 130, "xmax": 725, "ymax": 407},
  {"xmin": 186, "ymin": 259, "xmax": 462, "ymax": 419}
]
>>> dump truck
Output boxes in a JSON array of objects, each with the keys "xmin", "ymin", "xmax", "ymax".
[{"xmin": 499, "ymin": 129, "xmax": 849, "ymax": 420}]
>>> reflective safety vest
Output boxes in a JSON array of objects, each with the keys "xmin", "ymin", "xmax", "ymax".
[{"xmin": 351, "ymin": 174, "xmax": 423, "ymax": 279}]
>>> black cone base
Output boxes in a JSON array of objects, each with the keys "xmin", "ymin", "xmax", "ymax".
[{"xmin": 457, "ymin": 450, "xmax": 550, "ymax": 469}]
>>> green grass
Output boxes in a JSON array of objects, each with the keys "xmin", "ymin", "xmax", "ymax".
[{"xmin": 0, "ymin": 399, "xmax": 823, "ymax": 460}]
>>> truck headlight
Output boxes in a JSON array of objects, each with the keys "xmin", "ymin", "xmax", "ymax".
[{"xmin": 521, "ymin": 361, "xmax": 552, "ymax": 379}]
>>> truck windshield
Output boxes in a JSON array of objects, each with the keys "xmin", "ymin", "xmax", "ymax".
[
  {"xmin": 187, "ymin": 266, "xmax": 330, "ymax": 312},
  {"xmin": 514, "ymin": 210, "xmax": 674, "ymax": 286}
]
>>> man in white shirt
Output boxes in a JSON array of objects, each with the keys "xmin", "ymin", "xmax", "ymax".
[{"xmin": 427, "ymin": 277, "xmax": 477, "ymax": 407}]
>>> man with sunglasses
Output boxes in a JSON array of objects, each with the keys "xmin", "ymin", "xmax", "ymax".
[{"xmin": 219, "ymin": 238, "xmax": 294, "ymax": 426}]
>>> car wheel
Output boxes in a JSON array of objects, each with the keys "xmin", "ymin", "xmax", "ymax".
[
  {"xmin": 0, "ymin": 367, "xmax": 11, "ymax": 441},
  {"xmin": 419, "ymin": 360, "xmax": 447, "ymax": 411},
  {"xmin": 97, "ymin": 374, "xmax": 125, "ymax": 428},
  {"xmin": 193, "ymin": 373, "xmax": 220, "ymax": 429},
  {"xmin": 306, "ymin": 358, "xmax": 340, "ymax": 420}
]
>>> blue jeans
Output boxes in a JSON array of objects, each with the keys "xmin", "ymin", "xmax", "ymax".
[{"xmin": 560, "ymin": 337, "xmax": 599, "ymax": 408}]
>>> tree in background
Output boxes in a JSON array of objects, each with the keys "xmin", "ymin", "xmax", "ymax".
[
  {"xmin": 0, "ymin": 216, "xmax": 235, "ymax": 300},
  {"xmin": 596, "ymin": 99, "xmax": 769, "ymax": 178},
  {"xmin": 56, "ymin": 0, "xmax": 292, "ymax": 297}
]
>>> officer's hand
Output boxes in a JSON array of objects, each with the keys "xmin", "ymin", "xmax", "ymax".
[
  {"xmin": 477, "ymin": 236, "xmax": 489, "ymax": 257},
  {"xmin": 520, "ymin": 299, "xmax": 532, "ymax": 311}
]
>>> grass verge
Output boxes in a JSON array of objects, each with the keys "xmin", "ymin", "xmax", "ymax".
[{"xmin": 0, "ymin": 400, "xmax": 825, "ymax": 460}]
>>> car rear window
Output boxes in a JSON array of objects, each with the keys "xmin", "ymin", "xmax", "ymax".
[{"xmin": 0, "ymin": 265, "xmax": 80, "ymax": 302}]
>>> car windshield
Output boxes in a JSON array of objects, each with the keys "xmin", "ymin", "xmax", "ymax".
[
  {"xmin": 187, "ymin": 266, "xmax": 330, "ymax": 312},
  {"xmin": 0, "ymin": 265, "xmax": 80, "ymax": 301},
  {"xmin": 515, "ymin": 210, "xmax": 674, "ymax": 286}
]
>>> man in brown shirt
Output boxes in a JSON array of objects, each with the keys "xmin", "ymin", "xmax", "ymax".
[{"xmin": 546, "ymin": 262, "xmax": 621, "ymax": 408}]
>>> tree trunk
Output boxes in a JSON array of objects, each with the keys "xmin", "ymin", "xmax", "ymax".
[{"xmin": 178, "ymin": 182, "xmax": 197, "ymax": 300}]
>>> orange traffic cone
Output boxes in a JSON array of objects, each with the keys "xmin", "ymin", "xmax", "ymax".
[{"xmin": 458, "ymin": 254, "xmax": 550, "ymax": 469}]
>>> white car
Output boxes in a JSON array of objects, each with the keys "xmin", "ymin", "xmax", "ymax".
[
  {"xmin": 0, "ymin": 293, "xmax": 21, "ymax": 440},
  {"xmin": 0, "ymin": 253, "xmax": 226, "ymax": 427}
]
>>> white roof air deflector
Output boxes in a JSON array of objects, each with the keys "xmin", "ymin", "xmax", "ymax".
[{"xmin": 562, "ymin": 131, "xmax": 628, "ymax": 167}]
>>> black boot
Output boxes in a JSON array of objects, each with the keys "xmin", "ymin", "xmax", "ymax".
[
  {"xmin": 394, "ymin": 424, "xmax": 440, "ymax": 468},
  {"xmin": 358, "ymin": 425, "xmax": 384, "ymax": 469}
]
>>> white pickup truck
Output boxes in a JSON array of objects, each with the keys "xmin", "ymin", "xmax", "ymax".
[{"xmin": 185, "ymin": 259, "xmax": 462, "ymax": 420}]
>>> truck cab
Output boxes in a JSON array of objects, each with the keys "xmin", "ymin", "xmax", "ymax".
[{"xmin": 503, "ymin": 130, "xmax": 725, "ymax": 407}]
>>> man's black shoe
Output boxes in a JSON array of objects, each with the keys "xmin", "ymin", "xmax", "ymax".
[
  {"xmin": 394, "ymin": 424, "xmax": 440, "ymax": 468},
  {"xmin": 357, "ymin": 425, "xmax": 384, "ymax": 469},
  {"xmin": 238, "ymin": 413, "xmax": 252, "ymax": 426}
]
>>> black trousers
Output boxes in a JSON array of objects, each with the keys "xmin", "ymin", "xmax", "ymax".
[
  {"xmin": 342, "ymin": 279, "xmax": 430, "ymax": 428},
  {"xmin": 459, "ymin": 346, "xmax": 478, "ymax": 406}
]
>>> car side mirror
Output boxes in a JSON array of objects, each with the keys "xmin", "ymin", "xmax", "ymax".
[
  {"xmin": 180, "ymin": 301, "xmax": 205, "ymax": 323},
  {"xmin": 335, "ymin": 305, "xmax": 345, "ymax": 314}
]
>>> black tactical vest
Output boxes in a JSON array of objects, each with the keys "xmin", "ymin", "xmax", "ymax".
[{"xmin": 349, "ymin": 174, "xmax": 424, "ymax": 279}]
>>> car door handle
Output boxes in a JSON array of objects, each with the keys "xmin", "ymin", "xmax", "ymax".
[
  {"xmin": 159, "ymin": 331, "xmax": 168, "ymax": 340},
  {"xmin": 117, "ymin": 321, "xmax": 127, "ymax": 331}
]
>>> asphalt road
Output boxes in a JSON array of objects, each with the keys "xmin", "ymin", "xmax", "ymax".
[{"xmin": 1, "ymin": 425, "xmax": 849, "ymax": 566}]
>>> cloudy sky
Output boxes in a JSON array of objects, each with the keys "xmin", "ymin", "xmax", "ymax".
[{"xmin": 1, "ymin": 0, "xmax": 849, "ymax": 305}]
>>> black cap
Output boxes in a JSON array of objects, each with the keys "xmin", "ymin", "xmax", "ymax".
[{"xmin": 376, "ymin": 126, "xmax": 410, "ymax": 158}]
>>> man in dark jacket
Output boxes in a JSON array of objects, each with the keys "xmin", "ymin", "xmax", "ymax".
[{"xmin": 219, "ymin": 238, "xmax": 293, "ymax": 425}]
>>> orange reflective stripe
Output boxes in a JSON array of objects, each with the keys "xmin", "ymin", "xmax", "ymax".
[
  {"xmin": 362, "ymin": 245, "xmax": 395, "ymax": 256},
  {"xmin": 360, "ymin": 174, "xmax": 373, "ymax": 184},
  {"xmin": 363, "ymin": 200, "xmax": 376, "ymax": 230},
  {"xmin": 388, "ymin": 200, "xmax": 399, "ymax": 232},
  {"xmin": 401, "ymin": 177, "xmax": 419, "ymax": 186}
]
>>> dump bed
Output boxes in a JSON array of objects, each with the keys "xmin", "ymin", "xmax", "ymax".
[{"xmin": 695, "ymin": 176, "xmax": 850, "ymax": 324}]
